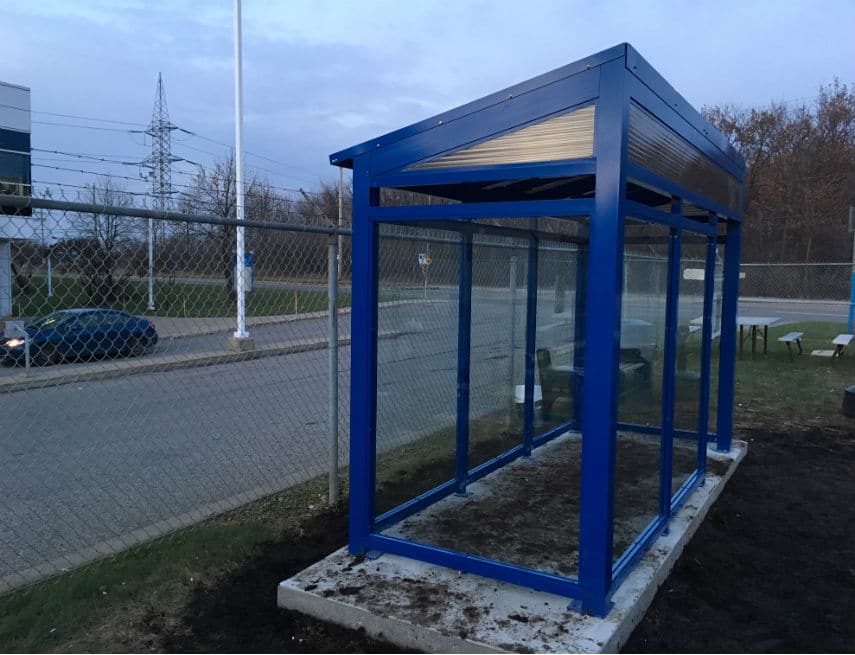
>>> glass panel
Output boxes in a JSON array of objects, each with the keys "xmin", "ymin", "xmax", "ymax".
[
  {"xmin": 535, "ymin": 240, "xmax": 578, "ymax": 432},
  {"xmin": 709, "ymin": 238, "xmax": 725, "ymax": 432},
  {"xmin": 0, "ymin": 150, "xmax": 31, "ymax": 196},
  {"xmin": 467, "ymin": 235, "xmax": 528, "ymax": 468},
  {"xmin": 614, "ymin": 219, "xmax": 669, "ymax": 563},
  {"xmin": 672, "ymin": 234, "xmax": 708, "ymax": 496},
  {"xmin": 374, "ymin": 223, "xmax": 459, "ymax": 517},
  {"xmin": 378, "ymin": 216, "xmax": 585, "ymax": 583}
]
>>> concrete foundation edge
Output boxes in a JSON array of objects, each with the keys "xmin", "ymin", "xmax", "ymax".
[
  {"xmin": 278, "ymin": 441, "xmax": 747, "ymax": 653},
  {"xmin": 278, "ymin": 586, "xmax": 502, "ymax": 653},
  {"xmin": 602, "ymin": 441, "xmax": 747, "ymax": 652}
]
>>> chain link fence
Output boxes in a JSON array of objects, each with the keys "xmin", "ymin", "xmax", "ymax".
[
  {"xmin": 740, "ymin": 261, "xmax": 852, "ymax": 302},
  {"xmin": 0, "ymin": 191, "xmax": 354, "ymax": 592},
  {"xmin": 1, "ymin": 189, "xmax": 852, "ymax": 595}
]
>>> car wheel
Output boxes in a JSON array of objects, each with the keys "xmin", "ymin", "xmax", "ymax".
[
  {"xmin": 34, "ymin": 344, "xmax": 60, "ymax": 367},
  {"xmin": 127, "ymin": 336, "xmax": 149, "ymax": 357}
]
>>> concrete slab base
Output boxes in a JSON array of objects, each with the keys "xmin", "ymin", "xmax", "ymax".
[
  {"xmin": 227, "ymin": 335, "xmax": 256, "ymax": 352},
  {"xmin": 278, "ymin": 440, "xmax": 746, "ymax": 653}
]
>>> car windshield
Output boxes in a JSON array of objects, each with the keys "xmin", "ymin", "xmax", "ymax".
[{"xmin": 30, "ymin": 312, "xmax": 74, "ymax": 329}]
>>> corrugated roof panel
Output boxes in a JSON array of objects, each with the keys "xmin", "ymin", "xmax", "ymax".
[
  {"xmin": 628, "ymin": 103, "xmax": 739, "ymax": 212},
  {"xmin": 409, "ymin": 105, "xmax": 595, "ymax": 170}
]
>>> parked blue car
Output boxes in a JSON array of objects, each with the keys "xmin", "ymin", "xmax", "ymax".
[{"xmin": 0, "ymin": 309, "xmax": 158, "ymax": 366}]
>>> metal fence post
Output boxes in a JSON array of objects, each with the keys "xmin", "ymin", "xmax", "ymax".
[{"xmin": 328, "ymin": 234, "xmax": 340, "ymax": 506}]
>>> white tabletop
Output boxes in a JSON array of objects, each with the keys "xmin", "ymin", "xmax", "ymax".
[{"xmin": 736, "ymin": 316, "xmax": 781, "ymax": 327}]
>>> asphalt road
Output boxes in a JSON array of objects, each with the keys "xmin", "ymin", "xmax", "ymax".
[
  {"xmin": 0, "ymin": 294, "xmax": 515, "ymax": 587},
  {"xmin": 0, "ymin": 289, "xmax": 850, "ymax": 587}
]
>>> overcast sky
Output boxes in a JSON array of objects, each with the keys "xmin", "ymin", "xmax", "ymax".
[{"xmin": 3, "ymin": 0, "xmax": 854, "ymax": 200}]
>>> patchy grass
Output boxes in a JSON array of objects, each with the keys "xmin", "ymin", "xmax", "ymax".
[
  {"xmin": 11, "ymin": 276, "xmax": 351, "ymax": 319},
  {"xmin": 0, "ymin": 478, "xmax": 333, "ymax": 653},
  {"xmin": 733, "ymin": 321, "xmax": 855, "ymax": 421},
  {"xmin": 0, "ymin": 415, "xmax": 520, "ymax": 653}
]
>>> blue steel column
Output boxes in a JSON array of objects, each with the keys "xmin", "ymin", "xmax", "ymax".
[
  {"xmin": 455, "ymin": 234, "xmax": 474, "ymax": 493},
  {"xmin": 348, "ymin": 156, "xmax": 380, "ymax": 554},
  {"xmin": 578, "ymin": 58, "xmax": 628, "ymax": 617},
  {"xmin": 696, "ymin": 227, "xmax": 717, "ymax": 475},
  {"xmin": 523, "ymin": 231, "xmax": 539, "ymax": 456},
  {"xmin": 572, "ymin": 247, "xmax": 587, "ymax": 428},
  {"xmin": 715, "ymin": 218, "xmax": 741, "ymax": 452},
  {"xmin": 658, "ymin": 216, "xmax": 680, "ymax": 521}
]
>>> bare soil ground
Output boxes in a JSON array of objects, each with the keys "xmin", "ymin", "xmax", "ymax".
[{"xmin": 74, "ymin": 419, "xmax": 855, "ymax": 653}]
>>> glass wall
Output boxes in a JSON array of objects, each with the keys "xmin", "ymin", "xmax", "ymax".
[
  {"xmin": 672, "ymin": 234, "xmax": 708, "ymax": 496},
  {"xmin": 467, "ymin": 235, "xmax": 528, "ymax": 468},
  {"xmin": 534, "ymin": 240, "xmax": 579, "ymax": 433},
  {"xmin": 374, "ymin": 223, "xmax": 460, "ymax": 516},
  {"xmin": 613, "ymin": 219, "xmax": 669, "ymax": 562}
]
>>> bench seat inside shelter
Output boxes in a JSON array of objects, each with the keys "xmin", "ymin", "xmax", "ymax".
[{"xmin": 536, "ymin": 347, "xmax": 651, "ymax": 420}]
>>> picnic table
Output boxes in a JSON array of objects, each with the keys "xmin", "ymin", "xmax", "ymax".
[{"xmin": 737, "ymin": 316, "xmax": 781, "ymax": 355}]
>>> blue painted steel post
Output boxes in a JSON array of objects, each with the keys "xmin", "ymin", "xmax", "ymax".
[
  {"xmin": 523, "ymin": 230, "xmax": 539, "ymax": 456},
  {"xmin": 572, "ymin": 247, "xmax": 586, "ymax": 428},
  {"xmin": 658, "ymin": 215, "xmax": 680, "ymax": 522},
  {"xmin": 456, "ymin": 234, "xmax": 474, "ymax": 493},
  {"xmin": 716, "ymin": 219, "xmax": 742, "ymax": 452},
  {"xmin": 578, "ymin": 58, "xmax": 628, "ymax": 617},
  {"xmin": 849, "ymin": 273, "xmax": 855, "ymax": 334},
  {"xmin": 348, "ymin": 156, "xmax": 380, "ymax": 554},
  {"xmin": 696, "ymin": 228, "xmax": 717, "ymax": 474},
  {"xmin": 850, "ymin": 206, "xmax": 855, "ymax": 334}
]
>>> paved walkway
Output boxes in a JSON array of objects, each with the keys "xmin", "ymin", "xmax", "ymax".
[{"xmin": 145, "ymin": 309, "xmax": 351, "ymax": 339}]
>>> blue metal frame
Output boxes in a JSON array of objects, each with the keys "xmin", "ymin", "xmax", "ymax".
[
  {"xmin": 368, "ymin": 198, "xmax": 593, "ymax": 222},
  {"xmin": 658, "ymin": 210, "xmax": 681, "ymax": 525},
  {"xmin": 348, "ymin": 158, "xmax": 379, "ymax": 554},
  {"xmin": 336, "ymin": 43, "xmax": 744, "ymax": 619},
  {"xmin": 455, "ymin": 235, "xmax": 473, "ymax": 493},
  {"xmin": 577, "ymin": 58, "xmax": 628, "ymax": 616}
]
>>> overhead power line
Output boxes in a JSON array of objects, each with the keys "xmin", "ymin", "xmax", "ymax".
[
  {"xmin": 31, "ymin": 162, "xmax": 324, "ymax": 197},
  {"xmin": 32, "ymin": 120, "xmax": 135, "ymax": 133}
]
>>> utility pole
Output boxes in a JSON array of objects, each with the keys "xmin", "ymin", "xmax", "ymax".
[
  {"xmin": 141, "ymin": 73, "xmax": 180, "ymax": 312},
  {"xmin": 338, "ymin": 167, "xmax": 344, "ymax": 281},
  {"xmin": 228, "ymin": 0, "xmax": 254, "ymax": 351}
]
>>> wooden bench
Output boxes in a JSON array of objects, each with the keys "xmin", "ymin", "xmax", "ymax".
[{"xmin": 777, "ymin": 331, "xmax": 803, "ymax": 361}]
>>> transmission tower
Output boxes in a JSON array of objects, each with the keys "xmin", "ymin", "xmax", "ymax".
[
  {"xmin": 143, "ymin": 72, "xmax": 180, "ymax": 211},
  {"xmin": 140, "ymin": 73, "xmax": 181, "ymax": 310}
]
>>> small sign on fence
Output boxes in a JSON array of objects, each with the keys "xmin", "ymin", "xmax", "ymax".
[{"xmin": 3, "ymin": 320, "xmax": 24, "ymax": 338}]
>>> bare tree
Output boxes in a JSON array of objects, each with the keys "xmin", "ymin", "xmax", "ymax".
[
  {"xmin": 179, "ymin": 157, "xmax": 293, "ymax": 294},
  {"xmin": 704, "ymin": 80, "xmax": 855, "ymax": 263},
  {"xmin": 68, "ymin": 177, "xmax": 138, "ymax": 305}
]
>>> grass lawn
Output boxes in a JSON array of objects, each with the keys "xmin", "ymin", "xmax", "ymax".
[
  {"xmin": 0, "ymin": 478, "xmax": 334, "ymax": 653},
  {"xmin": 0, "ymin": 320, "xmax": 852, "ymax": 652},
  {"xmin": 733, "ymin": 321, "xmax": 855, "ymax": 422},
  {"xmin": 11, "ymin": 276, "xmax": 352, "ymax": 319}
]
